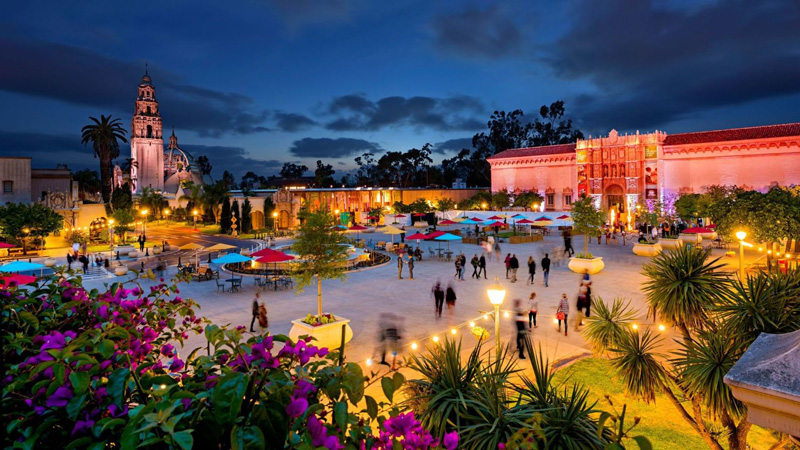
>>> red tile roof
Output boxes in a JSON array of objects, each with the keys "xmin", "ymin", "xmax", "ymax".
[
  {"xmin": 488, "ymin": 143, "xmax": 576, "ymax": 160},
  {"xmin": 664, "ymin": 122, "xmax": 800, "ymax": 146}
]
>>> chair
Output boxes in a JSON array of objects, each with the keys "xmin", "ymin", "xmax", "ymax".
[
  {"xmin": 428, "ymin": 248, "xmax": 435, "ymax": 258},
  {"xmin": 255, "ymin": 277, "xmax": 267, "ymax": 291},
  {"xmin": 215, "ymin": 278, "xmax": 226, "ymax": 292}
]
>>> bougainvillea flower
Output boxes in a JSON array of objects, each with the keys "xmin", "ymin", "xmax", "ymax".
[
  {"xmin": 286, "ymin": 396, "xmax": 308, "ymax": 418},
  {"xmin": 46, "ymin": 385, "xmax": 74, "ymax": 408}
]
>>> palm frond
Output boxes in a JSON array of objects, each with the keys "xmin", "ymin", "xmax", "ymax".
[
  {"xmin": 583, "ymin": 296, "xmax": 640, "ymax": 356},
  {"xmin": 608, "ymin": 328, "xmax": 666, "ymax": 403}
]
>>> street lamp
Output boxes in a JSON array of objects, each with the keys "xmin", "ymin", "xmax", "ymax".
[
  {"xmin": 192, "ymin": 209, "xmax": 199, "ymax": 231},
  {"xmin": 736, "ymin": 230, "xmax": 747, "ymax": 280},
  {"xmin": 140, "ymin": 209, "xmax": 149, "ymax": 234},
  {"xmin": 108, "ymin": 219, "xmax": 115, "ymax": 260},
  {"xmin": 272, "ymin": 211, "xmax": 278, "ymax": 229},
  {"xmin": 163, "ymin": 208, "xmax": 171, "ymax": 227},
  {"xmin": 487, "ymin": 276, "xmax": 506, "ymax": 357},
  {"xmin": 482, "ymin": 202, "xmax": 488, "ymax": 211},
  {"xmin": 21, "ymin": 227, "xmax": 30, "ymax": 255}
]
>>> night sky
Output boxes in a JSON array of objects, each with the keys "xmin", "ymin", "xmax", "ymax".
[{"xmin": 1, "ymin": 0, "xmax": 799, "ymax": 179}]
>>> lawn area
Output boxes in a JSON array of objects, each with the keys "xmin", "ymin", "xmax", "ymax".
[
  {"xmin": 198, "ymin": 225, "xmax": 221, "ymax": 235},
  {"xmin": 551, "ymin": 358, "xmax": 786, "ymax": 450}
]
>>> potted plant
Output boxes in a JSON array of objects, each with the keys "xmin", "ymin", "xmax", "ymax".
[
  {"xmin": 568, "ymin": 252, "xmax": 605, "ymax": 274},
  {"xmin": 569, "ymin": 195, "xmax": 606, "ymax": 274},
  {"xmin": 289, "ymin": 210, "xmax": 353, "ymax": 350},
  {"xmin": 659, "ymin": 234, "xmax": 683, "ymax": 250},
  {"xmin": 633, "ymin": 202, "xmax": 662, "ymax": 257}
]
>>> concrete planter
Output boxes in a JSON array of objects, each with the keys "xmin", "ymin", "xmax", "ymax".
[
  {"xmin": 44, "ymin": 258, "xmax": 57, "ymax": 267},
  {"xmin": 289, "ymin": 317, "xmax": 353, "ymax": 350},
  {"xmin": 128, "ymin": 251, "xmax": 139, "ymax": 258},
  {"xmin": 241, "ymin": 249, "xmax": 251, "ymax": 256},
  {"xmin": 633, "ymin": 243, "xmax": 662, "ymax": 257},
  {"xmin": 413, "ymin": 221, "xmax": 428, "ymax": 228},
  {"xmin": 568, "ymin": 257, "xmax": 605, "ymax": 274},
  {"xmin": 679, "ymin": 233, "xmax": 703, "ymax": 245},
  {"xmin": 152, "ymin": 247, "xmax": 162, "ymax": 255},
  {"xmin": 659, "ymin": 238, "xmax": 683, "ymax": 250},
  {"xmin": 700, "ymin": 231, "xmax": 718, "ymax": 240},
  {"xmin": 114, "ymin": 265, "xmax": 128, "ymax": 276}
]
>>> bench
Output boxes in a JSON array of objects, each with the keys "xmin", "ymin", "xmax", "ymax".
[{"xmin": 192, "ymin": 266, "xmax": 219, "ymax": 281}]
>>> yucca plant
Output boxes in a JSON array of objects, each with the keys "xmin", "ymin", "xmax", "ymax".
[
  {"xmin": 608, "ymin": 328, "xmax": 666, "ymax": 403},
  {"xmin": 582, "ymin": 297, "xmax": 639, "ymax": 356},
  {"xmin": 641, "ymin": 245, "xmax": 727, "ymax": 338}
]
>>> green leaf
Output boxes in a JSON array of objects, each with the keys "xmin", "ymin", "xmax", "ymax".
[
  {"xmin": 213, "ymin": 372, "xmax": 247, "ymax": 426},
  {"xmin": 392, "ymin": 372, "xmax": 404, "ymax": 392},
  {"xmin": 19, "ymin": 311, "xmax": 39, "ymax": 329},
  {"xmin": 65, "ymin": 437, "xmax": 92, "ymax": 450},
  {"xmin": 108, "ymin": 368, "xmax": 130, "ymax": 407},
  {"xmin": 334, "ymin": 402, "xmax": 348, "ymax": 430},
  {"xmin": 69, "ymin": 371, "xmax": 90, "ymax": 394},
  {"xmin": 98, "ymin": 340, "xmax": 116, "ymax": 359},
  {"xmin": 231, "ymin": 425, "xmax": 265, "ymax": 450},
  {"xmin": 632, "ymin": 436, "xmax": 653, "ymax": 450},
  {"xmin": 381, "ymin": 377, "xmax": 394, "ymax": 403},
  {"xmin": 172, "ymin": 430, "xmax": 194, "ymax": 450},
  {"xmin": 365, "ymin": 395, "xmax": 378, "ymax": 420},
  {"xmin": 66, "ymin": 393, "xmax": 87, "ymax": 420},
  {"xmin": 53, "ymin": 364, "xmax": 66, "ymax": 384}
]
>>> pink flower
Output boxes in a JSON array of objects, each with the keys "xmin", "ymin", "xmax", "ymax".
[
  {"xmin": 443, "ymin": 431, "xmax": 459, "ymax": 450},
  {"xmin": 286, "ymin": 396, "xmax": 308, "ymax": 418},
  {"xmin": 46, "ymin": 385, "xmax": 73, "ymax": 407},
  {"xmin": 169, "ymin": 358, "xmax": 184, "ymax": 372}
]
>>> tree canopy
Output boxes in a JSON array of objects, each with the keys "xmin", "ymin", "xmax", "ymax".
[
  {"xmin": 0, "ymin": 203, "xmax": 63, "ymax": 248},
  {"xmin": 571, "ymin": 195, "xmax": 606, "ymax": 254}
]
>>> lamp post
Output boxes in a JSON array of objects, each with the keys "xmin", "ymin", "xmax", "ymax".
[
  {"xmin": 108, "ymin": 219, "xmax": 115, "ymax": 261},
  {"xmin": 21, "ymin": 227, "xmax": 30, "ymax": 255},
  {"xmin": 736, "ymin": 230, "xmax": 747, "ymax": 280},
  {"xmin": 140, "ymin": 209, "xmax": 149, "ymax": 234},
  {"xmin": 192, "ymin": 209, "xmax": 199, "ymax": 231},
  {"xmin": 163, "ymin": 208, "xmax": 171, "ymax": 227},
  {"xmin": 272, "ymin": 211, "xmax": 278, "ymax": 229},
  {"xmin": 487, "ymin": 276, "xmax": 507, "ymax": 357}
]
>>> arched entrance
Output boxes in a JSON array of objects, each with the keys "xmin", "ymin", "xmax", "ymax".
[
  {"xmin": 278, "ymin": 210, "xmax": 291, "ymax": 229},
  {"xmin": 604, "ymin": 184, "xmax": 625, "ymax": 213},
  {"xmin": 251, "ymin": 210, "xmax": 265, "ymax": 230}
]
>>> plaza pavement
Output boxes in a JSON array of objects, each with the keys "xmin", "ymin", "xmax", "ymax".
[{"xmin": 78, "ymin": 230, "xmax": 712, "ymax": 371}]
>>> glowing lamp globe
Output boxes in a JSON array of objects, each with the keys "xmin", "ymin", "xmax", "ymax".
[
  {"xmin": 736, "ymin": 231, "xmax": 747, "ymax": 241},
  {"xmin": 487, "ymin": 277, "xmax": 506, "ymax": 306}
]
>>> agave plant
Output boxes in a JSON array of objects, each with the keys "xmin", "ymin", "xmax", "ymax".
[
  {"xmin": 582, "ymin": 297, "xmax": 640, "ymax": 356},
  {"xmin": 641, "ymin": 245, "xmax": 727, "ymax": 337}
]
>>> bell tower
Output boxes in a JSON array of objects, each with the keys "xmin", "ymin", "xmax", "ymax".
[{"xmin": 130, "ymin": 67, "xmax": 164, "ymax": 193}]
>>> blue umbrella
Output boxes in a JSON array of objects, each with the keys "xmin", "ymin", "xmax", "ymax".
[
  {"xmin": 434, "ymin": 232, "xmax": 462, "ymax": 252},
  {"xmin": 212, "ymin": 253, "xmax": 253, "ymax": 264},
  {"xmin": 0, "ymin": 261, "xmax": 44, "ymax": 273},
  {"xmin": 460, "ymin": 219, "xmax": 481, "ymax": 225}
]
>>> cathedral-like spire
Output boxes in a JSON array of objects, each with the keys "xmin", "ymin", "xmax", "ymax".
[
  {"xmin": 168, "ymin": 127, "xmax": 178, "ymax": 149},
  {"xmin": 141, "ymin": 62, "xmax": 152, "ymax": 85}
]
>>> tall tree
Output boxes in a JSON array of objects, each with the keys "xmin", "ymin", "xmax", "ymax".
[
  {"xmin": 138, "ymin": 187, "xmax": 166, "ymax": 217},
  {"xmin": 280, "ymin": 162, "xmax": 309, "ymax": 178},
  {"xmin": 220, "ymin": 197, "xmax": 232, "ymax": 233},
  {"xmin": 201, "ymin": 181, "xmax": 228, "ymax": 224},
  {"xmin": 73, "ymin": 169, "xmax": 101, "ymax": 199},
  {"xmin": 571, "ymin": 195, "xmax": 606, "ymax": 254},
  {"xmin": 291, "ymin": 210, "xmax": 350, "ymax": 319},
  {"xmin": 221, "ymin": 171, "xmax": 236, "ymax": 190},
  {"xmin": 314, "ymin": 160, "xmax": 336, "ymax": 187},
  {"xmin": 530, "ymin": 101, "xmax": 584, "ymax": 146},
  {"xmin": 178, "ymin": 182, "xmax": 204, "ymax": 216},
  {"xmin": 110, "ymin": 183, "xmax": 133, "ymax": 212},
  {"xmin": 80, "ymin": 115, "xmax": 128, "ymax": 203},
  {"xmin": 240, "ymin": 172, "xmax": 260, "ymax": 190},
  {"xmin": 241, "ymin": 197, "xmax": 252, "ymax": 233},
  {"xmin": 264, "ymin": 198, "xmax": 276, "ymax": 229},
  {"xmin": 195, "ymin": 155, "xmax": 213, "ymax": 180},
  {"xmin": 354, "ymin": 152, "xmax": 378, "ymax": 185},
  {"xmin": 0, "ymin": 203, "xmax": 63, "ymax": 253}
]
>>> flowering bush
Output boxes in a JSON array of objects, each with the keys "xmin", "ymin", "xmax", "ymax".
[
  {"xmin": 301, "ymin": 312, "xmax": 337, "ymax": 326},
  {"xmin": 1, "ymin": 275, "xmax": 456, "ymax": 449}
]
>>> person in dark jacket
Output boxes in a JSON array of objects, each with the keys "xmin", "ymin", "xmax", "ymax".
[
  {"xmin": 250, "ymin": 294, "xmax": 260, "ymax": 332},
  {"xmin": 527, "ymin": 256, "xmax": 536, "ymax": 285},
  {"xmin": 541, "ymin": 254, "xmax": 551, "ymax": 287},
  {"xmin": 79, "ymin": 254, "xmax": 89, "ymax": 274},
  {"xmin": 478, "ymin": 255, "xmax": 487, "ymax": 279},
  {"xmin": 471, "ymin": 254, "xmax": 480, "ymax": 278},
  {"xmin": 66, "ymin": 253, "xmax": 73, "ymax": 270},
  {"xmin": 509, "ymin": 254, "xmax": 520, "ymax": 282},
  {"xmin": 514, "ymin": 299, "xmax": 528, "ymax": 358},
  {"xmin": 445, "ymin": 284, "xmax": 457, "ymax": 316},
  {"xmin": 432, "ymin": 281, "xmax": 444, "ymax": 318}
]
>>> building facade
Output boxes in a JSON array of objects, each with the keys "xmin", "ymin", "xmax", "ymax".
[{"xmin": 489, "ymin": 123, "xmax": 800, "ymax": 220}]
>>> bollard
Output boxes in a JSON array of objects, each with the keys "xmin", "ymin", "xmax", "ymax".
[
  {"xmin": 145, "ymin": 248, "xmax": 149, "ymax": 257},
  {"xmin": 116, "ymin": 251, "xmax": 120, "ymax": 260},
  {"xmin": 140, "ymin": 261, "xmax": 144, "ymax": 271}
]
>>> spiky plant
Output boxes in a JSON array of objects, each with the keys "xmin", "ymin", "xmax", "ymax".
[
  {"xmin": 608, "ymin": 328, "xmax": 666, "ymax": 403},
  {"xmin": 582, "ymin": 297, "xmax": 640, "ymax": 356}
]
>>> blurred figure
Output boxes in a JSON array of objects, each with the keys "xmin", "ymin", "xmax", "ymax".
[
  {"xmin": 431, "ymin": 280, "xmax": 444, "ymax": 318},
  {"xmin": 257, "ymin": 303, "xmax": 269, "ymax": 333},
  {"xmin": 378, "ymin": 313, "xmax": 402, "ymax": 369},
  {"xmin": 527, "ymin": 256, "xmax": 536, "ymax": 285},
  {"xmin": 445, "ymin": 283, "xmax": 457, "ymax": 317},
  {"xmin": 250, "ymin": 293, "xmax": 260, "ymax": 332},
  {"xmin": 528, "ymin": 292, "xmax": 538, "ymax": 328},
  {"xmin": 479, "ymin": 254, "xmax": 487, "ymax": 279},
  {"xmin": 557, "ymin": 293, "xmax": 569, "ymax": 336},
  {"xmin": 514, "ymin": 299, "xmax": 528, "ymax": 359},
  {"xmin": 408, "ymin": 255, "xmax": 415, "ymax": 280},
  {"xmin": 397, "ymin": 254, "xmax": 404, "ymax": 279}
]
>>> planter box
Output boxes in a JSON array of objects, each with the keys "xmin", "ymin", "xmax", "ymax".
[
  {"xmin": 152, "ymin": 247, "xmax": 162, "ymax": 255},
  {"xmin": 44, "ymin": 258, "xmax": 57, "ymax": 267},
  {"xmin": 115, "ymin": 245, "xmax": 135, "ymax": 254},
  {"xmin": 679, "ymin": 233, "xmax": 703, "ymax": 244},
  {"xmin": 114, "ymin": 265, "xmax": 129, "ymax": 276},
  {"xmin": 633, "ymin": 243, "xmax": 662, "ymax": 257},
  {"xmin": 289, "ymin": 317, "xmax": 353, "ymax": 350},
  {"xmin": 700, "ymin": 231, "xmax": 718, "ymax": 240},
  {"xmin": 509, "ymin": 235, "xmax": 544, "ymax": 244},
  {"xmin": 463, "ymin": 237, "xmax": 478, "ymax": 245},
  {"xmin": 659, "ymin": 238, "xmax": 683, "ymax": 250},
  {"xmin": 413, "ymin": 221, "xmax": 428, "ymax": 228},
  {"xmin": 568, "ymin": 257, "xmax": 605, "ymax": 274}
]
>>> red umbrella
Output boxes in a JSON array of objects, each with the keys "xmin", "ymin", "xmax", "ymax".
[
  {"xmin": 469, "ymin": 217, "xmax": 483, "ymax": 221},
  {"xmin": 486, "ymin": 221, "xmax": 506, "ymax": 227},
  {"xmin": 0, "ymin": 274, "xmax": 37, "ymax": 286},
  {"xmin": 556, "ymin": 215, "xmax": 571, "ymax": 220},
  {"xmin": 487, "ymin": 215, "xmax": 504, "ymax": 220},
  {"xmin": 412, "ymin": 213, "xmax": 427, "ymax": 217},
  {"xmin": 683, "ymin": 227, "xmax": 714, "ymax": 233},
  {"xmin": 706, "ymin": 224, "xmax": 717, "ymax": 229},
  {"xmin": 406, "ymin": 232, "xmax": 428, "ymax": 240},
  {"xmin": 0, "ymin": 242, "xmax": 14, "ymax": 249},
  {"xmin": 535, "ymin": 216, "xmax": 553, "ymax": 221},
  {"xmin": 254, "ymin": 253, "xmax": 295, "ymax": 263},
  {"xmin": 365, "ymin": 216, "xmax": 379, "ymax": 220},
  {"xmin": 394, "ymin": 214, "xmax": 407, "ymax": 218},
  {"xmin": 438, "ymin": 219, "xmax": 458, "ymax": 225},
  {"xmin": 517, "ymin": 219, "xmax": 535, "ymax": 224},
  {"xmin": 425, "ymin": 230, "xmax": 447, "ymax": 239},
  {"xmin": 349, "ymin": 224, "xmax": 368, "ymax": 240},
  {"xmin": 252, "ymin": 248, "xmax": 286, "ymax": 258}
]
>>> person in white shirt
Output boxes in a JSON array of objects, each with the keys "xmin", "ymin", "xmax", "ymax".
[{"xmin": 528, "ymin": 292, "xmax": 538, "ymax": 328}]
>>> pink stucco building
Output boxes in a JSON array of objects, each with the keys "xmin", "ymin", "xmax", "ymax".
[{"xmin": 488, "ymin": 122, "xmax": 800, "ymax": 218}]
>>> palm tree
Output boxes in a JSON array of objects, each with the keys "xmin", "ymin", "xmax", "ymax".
[
  {"xmin": 200, "ymin": 181, "xmax": 228, "ymax": 224},
  {"xmin": 81, "ymin": 115, "xmax": 128, "ymax": 203},
  {"xmin": 179, "ymin": 182, "xmax": 205, "ymax": 218},
  {"xmin": 138, "ymin": 187, "xmax": 166, "ymax": 218}
]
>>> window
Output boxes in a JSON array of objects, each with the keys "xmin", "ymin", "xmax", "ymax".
[
  {"xmin": 565, "ymin": 195, "xmax": 572, "ymax": 205},
  {"xmin": 546, "ymin": 193, "xmax": 554, "ymax": 205},
  {"xmin": 2, "ymin": 180, "xmax": 12, "ymax": 193},
  {"xmin": 146, "ymin": 125, "xmax": 153, "ymax": 138}
]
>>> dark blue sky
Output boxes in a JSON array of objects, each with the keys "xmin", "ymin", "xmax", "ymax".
[{"xmin": 1, "ymin": 0, "xmax": 799, "ymax": 179}]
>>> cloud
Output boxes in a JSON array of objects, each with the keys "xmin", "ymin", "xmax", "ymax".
[
  {"xmin": 545, "ymin": 0, "xmax": 800, "ymax": 130},
  {"xmin": 0, "ymin": 36, "xmax": 272, "ymax": 137},
  {"xmin": 288, "ymin": 137, "xmax": 382, "ymax": 158},
  {"xmin": 181, "ymin": 144, "xmax": 283, "ymax": 179},
  {"xmin": 433, "ymin": 137, "xmax": 473, "ymax": 154},
  {"xmin": 262, "ymin": 0, "xmax": 356, "ymax": 28},
  {"xmin": 273, "ymin": 112, "xmax": 317, "ymax": 132},
  {"xmin": 431, "ymin": 5, "xmax": 523, "ymax": 59},
  {"xmin": 0, "ymin": 130, "xmax": 102, "ymax": 172},
  {"xmin": 325, "ymin": 94, "xmax": 484, "ymax": 132}
]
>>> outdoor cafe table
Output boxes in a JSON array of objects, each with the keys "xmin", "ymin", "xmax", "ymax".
[
  {"xmin": 444, "ymin": 250, "xmax": 453, "ymax": 261},
  {"xmin": 225, "ymin": 278, "xmax": 242, "ymax": 292}
]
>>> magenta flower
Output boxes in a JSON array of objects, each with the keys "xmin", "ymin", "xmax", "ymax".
[
  {"xmin": 286, "ymin": 396, "xmax": 308, "ymax": 418},
  {"xmin": 46, "ymin": 385, "xmax": 74, "ymax": 407},
  {"xmin": 161, "ymin": 343, "xmax": 175, "ymax": 357},
  {"xmin": 443, "ymin": 431, "xmax": 459, "ymax": 450},
  {"xmin": 169, "ymin": 358, "xmax": 184, "ymax": 372},
  {"xmin": 71, "ymin": 416, "xmax": 95, "ymax": 436}
]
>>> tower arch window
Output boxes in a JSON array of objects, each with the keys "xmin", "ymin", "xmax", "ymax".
[
  {"xmin": 620, "ymin": 164, "xmax": 626, "ymax": 177},
  {"xmin": 146, "ymin": 106, "xmax": 152, "ymax": 115},
  {"xmin": 147, "ymin": 125, "xmax": 153, "ymax": 138}
]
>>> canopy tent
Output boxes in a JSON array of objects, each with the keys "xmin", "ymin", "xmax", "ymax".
[
  {"xmin": 0, "ymin": 260, "xmax": 44, "ymax": 274},
  {"xmin": 0, "ymin": 274, "xmax": 37, "ymax": 286},
  {"xmin": 179, "ymin": 242, "xmax": 206, "ymax": 267}
]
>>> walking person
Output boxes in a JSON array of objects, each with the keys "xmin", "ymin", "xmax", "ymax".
[
  {"xmin": 378, "ymin": 314, "xmax": 401, "ymax": 369},
  {"xmin": 250, "ymin": 294, "xmax": 260, "ymax": 332},
  {"xmin": 557, "ymin": 293, "xmax": 569, "ymax": 336},
  {"xmin": 454, "ymin": 257, "xmax": 462, "ymax": 281},
  {"xmin": 407, "ymin": 255, "xmax": 415, "ymax": 280},
  {"xmin": 459, "ymin": 254, "xmax": 467, "ymax": 280},
  {"xmin": 528, "ymin": 292, "xmax": 538, "ymax": 328},
  {"xmin": 397, "ymin": 254, "xmax": 404, "ymax": 279},
  {"xmin": 471, "ymin": 254, "xmax": 479, "ymax": 279},
  {"xmin": 565, "ymin": 231, "xmax": 575, "ymax": 256},
  {"xmin": 66, "ymin": 253, "xmax": 73, "ymax": 270},
  {"xmin": 575, "ymin": 285, "xmax": 587, "ymax": 331},
  {"xmin": 79, "ymin": 254, "xmax": 89, "ymax": 274},
  {"xmin": 527, "ymin": 256, "xmax": 536, "ymax": 285},
  {"xmin": 541, "ymin": 254, "xmax": 551, "ymax": 287},
  {"xmin": 445, "ymin": 284, "xmax": 457, "ymax": 317},
  {"xmin": 432, "ymin": 281, "xmax": 444, "ymax": 318},
  {"xmin": 479, "ymin": 254, "xmax": 487, "ymax": 279},
  {"xmin": 514, "ymin": 299, "xmax": 528, "ymax": 359},
  {"xmin": 257, "ymin": 303, "xmax": 269, "ymax": 333},
  {"xmin": 504, "ymin": 253, "xmax": 511, "ymax": 279},
  {"xmin": 510, "ymin": 254, "xmax": 519, "ymax": 283}
]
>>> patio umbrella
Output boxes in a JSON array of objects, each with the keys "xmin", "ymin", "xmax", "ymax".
[
  {"xmin": 487, "ymin": 215, "xmax": 504, "ymax": 220},
  {"xmin": 533, "ymin": 217, "xmax": 553, "ymax": 227},
  {"xmin": 0, "ymin": 260, "xmax": 44, "ymax": 274},
  {"xmin": 425, "ymin": 230, "xmax": 447, "ymax": 239},
  {"xmin": 433, "ymin": 232, "xmax": 462, "ymax": 252},
  {"xmin": 486, "ymin": 221, "xmax": 506, "ymax": 228},
  {"xmin": 512, "ymin": 214, "xmax": 525, "ymax": 218},
  {"xmin": 205, "ymin": 243, "xmax": 237, "ymax": 263},
  {"xmin": 212, "ymin": 253, "xmax": 253, "ymax": 264},
  {"xmin": 450, "ymin": 217, "xmax": 465, "ymax": 223},
  {"xmin": 349, "ymin": 224, "xmax": 368, "ymax": 241},
  {"xmin": 382, "ymin": 225, "xmax": 406, "ymax": 243},
  {"xmin": 517, "ymin": 218, "xmax": 535, "ymax": 234},
  {"xmin": 556, "ymin": 214, "xmax": 570, "ymax": 220},
  {"xmin": 460, "ymin": 219, "xmax": 481, "ymax": 225},
  {"xmin": 0, "ymin": 274, "xmax": 37, "ymax": 286},
  {"xmin": 179, "ymin": 242, "xmax": 206, "ymax": 267},
  {"xmin": 406, "ymin": 232, "xmax": 428, "ymax": 248},
  {"xmin": 438, "ymin": 219, "xmax": 457, "ymax": 230},
  {"xmin": 253, "ymin": 250, "xmax": 295, "ymax": 274},
  {"xmin": 0, "ymin": 242, "xmax": 14, "ymax": 249}
]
